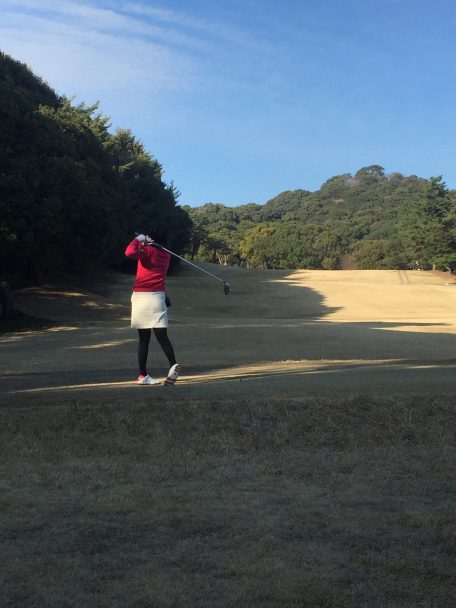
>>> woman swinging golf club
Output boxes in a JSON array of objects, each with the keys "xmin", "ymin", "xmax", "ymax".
[{"xmin": 125, "ymin": 229, "xmax": 182, "ymax": 386}]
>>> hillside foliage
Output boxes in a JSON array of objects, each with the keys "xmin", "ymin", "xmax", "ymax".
[{"xmin": 183, "ymin": 166, "xmax": 456, "ymax": 271}]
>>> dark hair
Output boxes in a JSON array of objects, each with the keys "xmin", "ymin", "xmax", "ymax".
[{"xmin": 148, "ymin": 226, "xmax": 168, "ymax": 246}]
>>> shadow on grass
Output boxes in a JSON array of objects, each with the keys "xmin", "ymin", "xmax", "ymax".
[
  {"xmin": 0, "ymin": 312, "xmax": 57, "ymax": 334},
  {"xmin": 2, "ymin": 269, "xmax": 456, "ymax": 403}
]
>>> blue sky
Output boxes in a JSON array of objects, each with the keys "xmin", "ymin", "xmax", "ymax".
[{"xmin": 1, "ymin": 0, "xmax": 456, "ymax": 206}]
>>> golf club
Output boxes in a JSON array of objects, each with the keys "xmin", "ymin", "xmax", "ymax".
[{"xmin": 135, "ymin": 233, "xmax": 231, "ymax": 295}]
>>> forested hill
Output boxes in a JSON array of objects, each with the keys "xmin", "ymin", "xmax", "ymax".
[
  {"xmin": 0, "ymin": 52, "xmax": 191, "ymax": 283},
  {"xmin": 184, "ymin": 166, "xmax": 456, "ymax": 270},
  {"xmin": 2, "ymin": 52, "xmax": 455, "ymax": 280}
]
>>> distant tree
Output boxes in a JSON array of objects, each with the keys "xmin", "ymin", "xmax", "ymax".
[
  {"xmin": 239, "ymin": 224, "xmax": 276, "ymax": 268},
  {"xmin": 259, "ymin": 190, "xmax": 311, "ymax": 221},
  {"xmin": 355, "ymin": 165, "xmax": 386, "ymax": 181},
  {"xmin": 314, "ymin": 225, "xmax": 348, "ymax": 269},
  {"xmin": 353, "ymin": 240, "xmax": 405, "ymax": 269},
  {"xmin": 398, "ymin": 176, "xmax": 456, "ymax": 269},
  {"xmin": 267, "ymin": 223, "xmax": 323, "ymax": 268}
]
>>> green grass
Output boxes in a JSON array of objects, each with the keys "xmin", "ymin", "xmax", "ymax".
[{"xmin": 1, "ymin": 395, "xmax": 455, "ymax": 607}]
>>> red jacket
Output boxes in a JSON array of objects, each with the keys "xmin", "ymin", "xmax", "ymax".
[{"xmin": 125, "ymin": 239, "xmax": 171, "ymax": 292}]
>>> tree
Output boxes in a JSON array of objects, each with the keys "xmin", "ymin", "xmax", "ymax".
[
  {"xmin": 355, "ymin": 165, "xmax": 386, "ymax": 181},
  {"xmin": 398, "ymin": 176, "xmax": 456, "ymax": 269},
  {"xmin": 239, "ymin": 224, "xmax": 276, "ymax": 268},
  {"xmin": 353, "ymin": 240, "xmax": 405, "ymax": 269},
  {"xmin": 0, "ymin": 52, "xmax": 191, "ymax": 281}
]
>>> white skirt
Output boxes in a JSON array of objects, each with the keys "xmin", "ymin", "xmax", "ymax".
[{"xmin": 131, "ymin": 291, "xmax": 168, "ymax": 328}]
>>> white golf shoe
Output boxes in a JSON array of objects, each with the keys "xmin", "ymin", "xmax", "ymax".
[
  {"xmin": 137, "ymin": 374, "xmax": 161, "ymax": 385},
  {"xmin": 164, "ymin": 364, "xmax": 183, "ymax": 386}
]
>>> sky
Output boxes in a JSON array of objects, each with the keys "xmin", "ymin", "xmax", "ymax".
[{"xmin": 1, "ymin": 0, "xmax": 456, "ymax": 206}]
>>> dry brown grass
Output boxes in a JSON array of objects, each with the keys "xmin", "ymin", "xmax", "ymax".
[{"xmin": 1, "ymin": 395, "xmax": 455, "ymax": 608}]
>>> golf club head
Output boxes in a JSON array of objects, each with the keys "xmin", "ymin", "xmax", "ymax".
[{"xmin": 223, "ymin": 282, "xmax": 231, "ymax": 295}]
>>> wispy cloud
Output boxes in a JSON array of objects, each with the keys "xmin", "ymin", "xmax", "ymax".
[
  {"xmin": 123, "ymin": 2, "xmax": 214, "ymax": 31},
  {"xmin": 0, "ymin": 0, "xmax": 204, "ymax": 121},
  {"xmin": 1, "ymin": 0, "xmax": 206, "ymax": 50},
  {"xmin": 124, "ymin": 1, "xmax": 268, "ymax": 50},
  {"xmin": 1, "ymin": 0, "xmax": 275, "ymax": 113}
]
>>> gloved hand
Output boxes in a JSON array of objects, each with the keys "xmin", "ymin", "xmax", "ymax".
[
  {"xmin": 145, "ymin": 235, "xmax": 154, "ymax": 245},
  {"xmin": 135, "ymin": 234, "xmax": 146, "ymax": 243}
]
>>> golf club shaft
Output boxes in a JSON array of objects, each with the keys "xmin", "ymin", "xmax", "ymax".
[
  {"xmin": 161, "ymin": 243, "xmax": 225, "ymax": 283},
  {"xmin": 135, "ymin": 234, "xmax": 226, "ymax": 284},
  {"xmin": 158, "ymin": 245, "xmax": 226, "ymax": 284}
]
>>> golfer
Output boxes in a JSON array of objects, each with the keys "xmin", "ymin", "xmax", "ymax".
[{"xmin": 125, "ymin": 230, "xmax": 182, "ymax": 386}]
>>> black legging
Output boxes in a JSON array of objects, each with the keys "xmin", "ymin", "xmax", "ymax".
[{"xmin": 138, "ymin": 328, "xmax": 176, "ymax": 376}]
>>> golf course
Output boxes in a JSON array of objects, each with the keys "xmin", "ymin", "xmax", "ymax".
[
  {"xmin": 2, "ymin": 266, "xmax": 456, "ymax": 607},
  {"xmin": 3, "ymin": 3, "xmax": 456, "ymax": 603},
  {"xmin": 2, "ymin": 265, "xmax": 456, "ymax": 402}
]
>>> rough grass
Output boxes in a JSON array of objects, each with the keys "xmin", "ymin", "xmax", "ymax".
[
  {"xmin": 0, "ymin": 311, "xmax": 55, "ymax": 333},
  {"xmin": 1, "ymin": 395, "xmax": 455, "ymax": 608}
]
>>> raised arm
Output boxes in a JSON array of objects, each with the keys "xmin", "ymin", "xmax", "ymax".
[{"xmin": 125, "ymin": 235, "xmax": 147, "ymax": 260}]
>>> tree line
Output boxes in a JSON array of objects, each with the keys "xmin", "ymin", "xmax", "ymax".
[
  {"xmin": 0, "ymin": 52, "xmax": 191, "ymax": 284},
  {"xmin": 184, "ymin": 166, "xmax": 456, "ymax": 271},
  {"xmin": 2, "ymin": 51, "xmax": 455, "ymax": 283}
]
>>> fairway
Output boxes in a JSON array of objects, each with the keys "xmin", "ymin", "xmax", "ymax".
[
  {"xmin": 1, "ymin": 267, "xmax": 456, "ymax": 607},
  {"xmin": 2, "ymin": 266, "xmax": 456, "ymax": 404}
]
